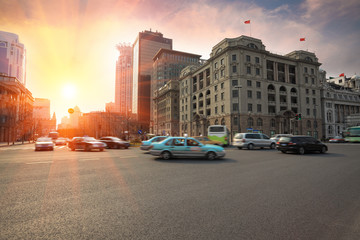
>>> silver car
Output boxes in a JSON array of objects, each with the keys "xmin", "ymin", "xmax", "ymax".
[{"xmin": 232, "ymin": 133, "xmax": 276, "ymax": 150}]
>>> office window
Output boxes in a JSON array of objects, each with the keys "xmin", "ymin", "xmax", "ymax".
[
  {"xmin": 220, "ymin": 58, "xmax": 224, "ymax": 65},
  {"xmin": 256, "ymin": 91, "xmax": 261, "ymax": 99},
  {"xmin": 232, "ymin": 65, "xmax": 237, "ymax": 73},
  {"xmin": 256, "ymin": 81, "xmax": 261, "ymax": 88},
  {"xmin": 247, "ymin": 66, "xmax": 251, "ymax": 74},
  {"xmin": 215, "ymin": 106, "xmax": 218, "ymax": 114},
  {"xmin": 248, "ymin": 103, "xmax": 253, "ymax": 112},
  {"xmin": 215, "ymin": 94, "xmax": 218, "ymax": 102},
  {"xmin": 247, "ymin": 90, "xmax": 252, "ymax": 98},
  {"xmin": 221, "ymin": 92, "xmax": 224, "ymax": 100},
  {"xmin": 305, "ymin": 77, "xmax": 308, "ymax": 83},
  {"xmin": 307, "ymin": 108, "xmax": 310, "ymax": 115},
  {"xmin": 304, "ymin": 67, "xmax": 308, "ymax": 73},
  {"xmin": 311, "ymin": 68, "xmax": 314, "ymax": 74},
  {"xmin": 232, "ymin": 80, "xmax": 238, "ymax": 86},
  {"xmin": 306, "ymin": 97, "xmax": 309, "ymax": 104},
  {"xmin": 256, "ymin": 68, "xmax": 260, "ymax": 75},
  {"xmin": 257, "ymin": 104, "xmax": 262, "ymax": 113},
  {"xmin": 232, "ymin": 90, "xmax": 238, "ymax": 98},
  {"xmin": 233, "ymin": 103, "xmax": 239, "ymax": 111},
  {"xmin": 312, "ymin": 90, "xmax": 316, "ymax": 95},
  {"xmin": 246, "ymin": 55, "xmax": 251, "ymax": 62},
  {"xmin": 221, "ymin": 82, "xmax": 224, "ymax": 89},
  {"xmin": 255, "ymin": 57, "xmax": 260, "ymax": 63},
  {"xmin": 214, "ymin": 62, "xmax": 218, "ymax": 69},
  {"xmin": 306, "ymin": 89, "xmax": 309, "ymax": 94},
  {"xmin": 221, "ymin": 105, "xmax": 224, "ymax": 113},
  {"xmin": 232, "ymin": 54, "xmax": 237, "ymax": 61},
  {"xmin": 312, "ymin": 78, "xmax": 315, "ymax": 84},
  {"xmin": 313, "ymin": 98, "xmax": 316, "ymax": 104},
  {"xmin": 221, "ymin": 69, "xmax": 224, "ymax": 77},
  {"xmin": 247, "ymin": 80, "xmax": 252, "ymax": 87}
]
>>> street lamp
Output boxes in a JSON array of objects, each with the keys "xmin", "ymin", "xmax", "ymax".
[{"xmin": 235, "ymin": 86, "xmax": 242, "ymax": 133}]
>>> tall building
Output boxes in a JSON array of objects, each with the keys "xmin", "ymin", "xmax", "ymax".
[
  {"xmin": 179, "ymin": 35, "xmax": 323, "ymax": 139},
  {"xmin": 151, "ymin": 48, "xmax": 202, "ymax": 134},
  {"xmin": 115, "ymin": 43, "xmax": 132, "ymax": 115},
  {"xmin": 0, "ymin": 31, "xmax": 26, "ymax": 85},
  {"xmin": 33, "ymin": 98, "xmax": 56, "ymax": 137},
  {"xmin": 132, "ymin": 30, "xmax": 172, "ymax": 130}
]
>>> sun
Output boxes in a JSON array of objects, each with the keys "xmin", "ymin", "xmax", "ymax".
[{"xmin": 62, "ymin": 83, "xmax": 77, "ymax": 99}]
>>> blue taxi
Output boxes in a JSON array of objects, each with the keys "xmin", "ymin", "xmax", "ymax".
[{"xmin": 149, "ymin": 136, "xmax": 226, "ymax": 160}]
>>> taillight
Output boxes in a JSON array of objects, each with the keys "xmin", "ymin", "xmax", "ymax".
[
  {"xmin": 288, "ymin": 142, "xmax": 296, "ymax": 145},
  {"xmin": 276, "ymin": 141, "xmax": 280, "ymax": 145},
  {"xmin": 242, "ymin": 139, "xmax": 246, "ymax": 143}
]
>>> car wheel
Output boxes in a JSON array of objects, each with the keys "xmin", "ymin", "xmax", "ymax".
[
  {"xmin": 320, "ymin": 146, "xmax": 327, "ymax": 153},
  {"xmin": 281, "ymin": 150, "xmax": 287, "ymax": 153},
  {"xmin": 207, "ymin": 151, "xmax": 217, "ymax": 160},
  {"xmin": 161, "ymin": 151, "xmax": 172, "ymax": 160},
  {"xmin": 270, "ymin": 143, "xmax": 275, "ymax": 149},
  {"xmin": 237, "ymin": 147, "xmax": 242, "ymax": 150},
  {"xmin": 298, "ymin": 147, "xmax": 305, "ymax": 155},
  {"xmin": 248, "ymin": 144, "xmax": 254, "ymax": 150},
  {"xmin": 125, "ymin": 146, "xmax": 128, "ymax": 149}
]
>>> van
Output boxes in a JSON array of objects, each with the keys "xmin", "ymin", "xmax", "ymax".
[{"xmin": 232, "ymin": 133, "xmax": 276, "ymax": 150}]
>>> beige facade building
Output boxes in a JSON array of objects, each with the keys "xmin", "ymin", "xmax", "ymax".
[
  {"xmin": 153, "ymin": 80, "xmax": 180, "ymax": 136},
  {"xmin": 179, "ymin": 35, "xmax": 323, "ymax": 139}
]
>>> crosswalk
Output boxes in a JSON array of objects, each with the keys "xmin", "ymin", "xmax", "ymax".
[{"xmin": 0, "ymin": 145, "xmax": 67, "ymax": 151}]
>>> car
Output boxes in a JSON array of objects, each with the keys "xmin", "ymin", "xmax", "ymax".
[
  {"xmin": 329, "ymin": 136, "xmax": 346, "ymax": 143},
  {"xmin": 68, "ymin": 137, "xmax": 106, "ymax": 151},
  {"xmin": 194, "ymin": 136, "xmax": 223, "ymax": 146},
  {"xmin": 35, "ymin": 137, "xmax": 54, "ymax": 151},
  {"xmin": 99, "ymin": 136, "xmax": 130, "ymax": 149},
  {"xmin": 232, "ymin": 133, "xmax": 276, "ymax": 150},
  {"xmin": 276, "ymin": 136, "xmax": 328, "ymax": 155},
  {"xmin": 270, "ymin": 134, "xmax": 293, "ymax": 142},
  {"xmin": 55, "ymin": 137, "xmax": 67, "ymax": 146},
  {"xmin": 140, "ymin": 136, "xmax": 169, "ymax": 151},
  {"xmin": 149, "ymin": 136, "xmax": 226, "ymax": 160}
]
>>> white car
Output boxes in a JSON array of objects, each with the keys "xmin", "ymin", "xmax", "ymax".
[
  {"xmin": 35, "ymin": 137, "xmax": 54, "ymax": 151},
  {"xmin": 232, "ymin": 133, "xmax": 276, "ymax": 150}
]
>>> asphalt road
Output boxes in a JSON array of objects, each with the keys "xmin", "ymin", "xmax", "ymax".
[{"xmin": 0, "ymin": 143, "xmax": 360, "ymax": 240}]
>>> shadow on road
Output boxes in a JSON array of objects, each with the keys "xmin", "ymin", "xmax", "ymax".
[{"xmin": 153, "ymin": 157, "xmax": 237, "ymax": 164}]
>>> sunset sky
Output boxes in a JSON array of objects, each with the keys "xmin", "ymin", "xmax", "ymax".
[{"xmin": 1, "ymin": 0, "xmax": 359, "ymax": 121}]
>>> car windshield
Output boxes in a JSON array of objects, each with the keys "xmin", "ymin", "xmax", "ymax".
[
  {"xmin": 84, "ymin": 137, "xmax": 97, "ymax": 142},
  {"xmin": 37, "ymin": 137, "xmax": 52, "ymax": 142},
  {"xmin": 279, "ymin": 137, "xmax": 292, "ymax": 142}
]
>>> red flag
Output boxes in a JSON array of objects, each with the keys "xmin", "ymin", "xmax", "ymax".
[
  {"xmin": 244, "ymin": 20, "xmax": 250, "ymax": 24},
  {"xmin": 300, "ymin": 38, "xmax": 305, "ymax": 41},
  {"xmin": 339, "ymin": 73, "xmax": 344, "ymax": 77}
]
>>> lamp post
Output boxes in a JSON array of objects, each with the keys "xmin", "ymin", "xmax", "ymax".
[
  {"xmin": 314, "ymin": 104, "xmax": 318, "ymax": 139},
  {"xmin": 235, "ymin": 86, "xmax": 242, "ymax": 133}
]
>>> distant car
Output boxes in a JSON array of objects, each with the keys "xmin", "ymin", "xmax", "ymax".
[
  {"xmin": 149, "ymin": 136, "xmax": 226, "ymax": 160},
  {"xmin": 194, "ymin": 136, "xmax": 222, "ymax": 146},
  {"xmin": 55, "ymin": 137, "xmax": 67, "ymax": 146},
  {"xmin": 270, "ymin": 134, "xmax": 293, "ymax": 142},
  {"xmin": 140, "ymin": 136, "xmax": 169, "ymax": 151},
  {"xmin": 35, "ymin": 137, "xmax": 54, "ymax": 151},
  {"xmin": 276, "ymin": 136, "xmax": 328, "ymax": 155},
  {"xmin": 232, "ymin": 133, "xmax": 276, "ymax": 150},
  {"xmin": 329, "ymin": 136, "xmax": 346, "ymax": 143},
  {"xmin": 68, "ymin": 137, "xmax": 106, "ymax": 151},
  {"xmin": 99, "ymin": 136, "xmax": 130, "ymax": 149}
]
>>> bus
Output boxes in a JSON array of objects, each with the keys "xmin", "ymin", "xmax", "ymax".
[
  {"xmin": 207, "ymin": 125, "xmax": 230, "ymax": 147},
  {"xmin": 344, "ymin": 126, "xmax": 360, "ymax": 143}
]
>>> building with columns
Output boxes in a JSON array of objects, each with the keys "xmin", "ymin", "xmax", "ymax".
[{"xmin": 179, "ymin": 35, "xmax": 323, "ymax": 139}]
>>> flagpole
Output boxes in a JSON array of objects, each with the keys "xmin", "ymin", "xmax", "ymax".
[{"xmin": 250, "ymin": 23, "xmax": 252, "ymax": 37}]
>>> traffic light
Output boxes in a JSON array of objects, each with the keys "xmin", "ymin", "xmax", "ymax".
[
  {"xmin": 298, "ymin": 113, "xmax": 302, "ymax": 120},
  {"xmin": 295, "ymin": 114, "xmax": 299, "ymax": 120}
]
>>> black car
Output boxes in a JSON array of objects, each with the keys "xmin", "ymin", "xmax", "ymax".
[
  {"xmin": 276, "ymin": 136, "xmax": 328, "ymax": 155},
  {"xmin": 68, "ymin": 137, "xmax": 106, "ymax": 151},
  {"xmin": 99, "ymin": 136, "xmax": 130, "ymax": 149}
]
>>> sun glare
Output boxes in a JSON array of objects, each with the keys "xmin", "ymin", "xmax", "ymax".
[{"xmin": 62, "ymin": 84, "xmax": 77, "ymax": 99}]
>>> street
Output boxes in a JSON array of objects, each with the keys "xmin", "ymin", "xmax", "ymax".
[{"xmin": 1, "ymin": 144, "xmax": 360, "ymax": 240}]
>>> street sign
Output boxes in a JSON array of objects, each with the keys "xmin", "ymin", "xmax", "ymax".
[
  {"xmin": 68, "ymin": 108, "xmax": 74, "ymax": 114},
  {"xmin": 138, "ymin": 130, "xmax": 142, "ymax": 134}
]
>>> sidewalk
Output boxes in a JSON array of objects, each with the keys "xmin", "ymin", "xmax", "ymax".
[{"xmin": 0, "ymin": 141, "xmax": 34, "ymax": 148}]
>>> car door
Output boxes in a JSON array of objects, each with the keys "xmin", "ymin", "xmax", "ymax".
[{"xmin": 186, "ymin": 139, "xmax": 204, "ymax": 157}]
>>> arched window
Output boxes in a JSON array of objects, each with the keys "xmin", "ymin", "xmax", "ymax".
[
  {"xmin": 257, "ymin": 118, "xmax": 263, "ymax": 127},
  {"xmin": 247, "ymin": 43, "xmax": 258, "ymax": 49},
  {"xmin": 307, "ymin": 120, "xmax": 311, "ymax": 128},
  {"xmin": 221, "ymin": 118, "xmax": 225, "ymax": 125},
  {"xmin": 290, "ymin": 88, "xmax": 297, "ymax": 94},
  {"xmin": 248, "ymin": 117, "xmax": 254, "ymax": 127},
  {"xmin": 193, "ymin": 95, "xmax": 197, "ymax": 100},
  {"xmin": 206, "ymin": 90, "xmax": 211, "ymax": 96},
  {"xmin": 279, "ymin": 86, "xmax": 286, "ymax": 92},
  {"xmin": 270, "ymin": 119, "xmax": 276, "ymax": 128},
  {"xmin": 305, "ymin": 57, "xmax": 313, "ymax": 62},
  {"xmin": 199, "ymin": 92, "xmax": 203, "ymax": 98},
  {"xmin": 267, "ymin": 84, "xmax": 275, "ymax": 91}
]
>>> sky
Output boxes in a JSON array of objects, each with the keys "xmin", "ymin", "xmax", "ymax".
[{"xmin": 1, "ymin": 0, "xmax": 359, "ymax": 122}]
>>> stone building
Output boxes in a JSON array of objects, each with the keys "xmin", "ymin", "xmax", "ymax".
[
  {"xmin": 179, "ymin": 35, "xmax": 323, "ymax": 139},
  {"xmin": 0, "ymin": 74, "xmax": 34, "ymax": 143},
  {"xmin": 321, "ymin": 74, "xmax": 360, "ymax": 139}
]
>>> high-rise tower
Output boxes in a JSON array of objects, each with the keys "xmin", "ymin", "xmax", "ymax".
[
  {"xmin": 115, "ymin": 43, "xmax": 132, "ymax": 115},
  {"xmin": 132, "ymin": 30, "xmax": 172, "ymax": 131},
  {"xmin": 0, "ymin": 31, "xmax": 26, "ymax": 85}
]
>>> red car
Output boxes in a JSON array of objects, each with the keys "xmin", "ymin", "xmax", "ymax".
[{"xmin": 329, "ymin": 136, "xmax": 346, "ymax": 143}]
